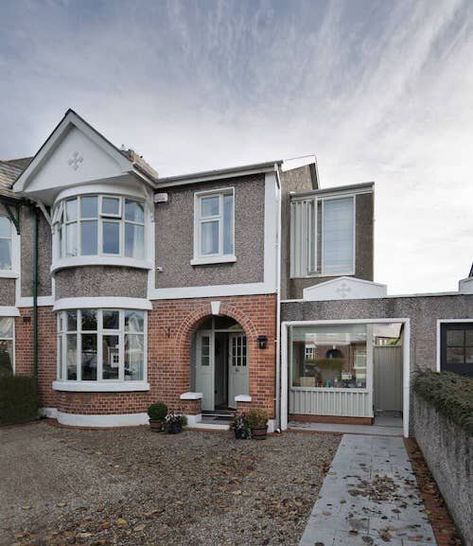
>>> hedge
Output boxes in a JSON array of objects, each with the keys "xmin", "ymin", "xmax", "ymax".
[
  {"xmin": 413, "ymin": 370, "xmax": 473, "ymax": 435},
  {"xmin": 0, "ymin": 375, "xmax": 39, "ymax": 425}
]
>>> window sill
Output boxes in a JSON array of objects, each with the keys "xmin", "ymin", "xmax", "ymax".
[
  {"xmin": 0, "ymin": 270, "xmax": 19, "ymax": 279},
  {"xmin": 290, "ymin": 271, "xmax": 355, "ymax": 279},
  {"xmin": 52, "ymin": 380, "xmax": 150, "ymax": 392},
  {"xmin": 190, "ymin": 255, "xmax": 237, "ymax": 266},
  {"xmin": 51, "ymin": 256, "xmax": 154, "ymax": 273}
]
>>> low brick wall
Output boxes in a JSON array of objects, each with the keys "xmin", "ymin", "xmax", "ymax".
[{"xmin": 412, "ymin": 392, "xmax": 473, "ymax": 544}]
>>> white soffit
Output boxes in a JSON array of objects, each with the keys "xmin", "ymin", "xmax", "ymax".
[{"xmin": 302, "ymin": 276, "xmax": 388, "ymax": 301}]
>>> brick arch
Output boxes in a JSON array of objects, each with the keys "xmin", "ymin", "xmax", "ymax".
[{"xmin": 175, "ymin": 302, "xmax": 258, "ymax": 366}]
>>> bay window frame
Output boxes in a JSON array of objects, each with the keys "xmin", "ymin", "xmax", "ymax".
[
  {"xmin": 0, "ymin": 317, "xmax": 15, "ymax": 374},
  {"xmin": 55, "ymin": 309, "xmax": 147, "ymax": 388}
]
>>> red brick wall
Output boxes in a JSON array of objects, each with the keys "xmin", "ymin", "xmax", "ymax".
[{"xmin": 15, "ymin": 294, "xmax": 277, "ymax": 418}]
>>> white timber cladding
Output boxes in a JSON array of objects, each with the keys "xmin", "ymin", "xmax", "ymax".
[{"xmin": 290, "ymin": 193, "xmax": 356, "ymax": 278}]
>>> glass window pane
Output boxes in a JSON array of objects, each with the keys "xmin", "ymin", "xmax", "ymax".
[
  {"xmin": 125, "ymin": 311, "xmax": 144, "ymax": 332},
  {"xmin": 201, "ymin": 195, "xmax": 219, "ymax": 217},
  {"xmin": 65, "ymin": 223, "xmax": 78, "ymax": 257},
  {"xmin": 291, "ymin": 324, "xmax": 367, "ymax": 389},
  {"xmin": 80, "ymin": 221, "xmax": 98, "ymax": 255},
  {"xmin": 81, "ymin": 310, "xmax": 97, "ymax": 331},
  {"xmin": 465, "ymin": 329, "xmax": 473, "ymax": 346},
  {"xmin": 0, "ymin": 240, "xmax": 11, "ymax": 269},
  {"xmin": 80, "ymin": 196, "xmax": 98, "ymax": 219},
  {"xmin": 447, "ymin": 330, "xmax": 464, "ymax": 347},
  {"xmin": 66, "ymin": 199, "xmax": 78, "ymax": 222},
  {"xmin": 103, "ymin": 310, "xmax": 119, "ymax": 330},
  {"xmin": 223, "ymin": 194, "xmax": 233, "ymax": 255},
  {"xmin": 323, "ymin": 197, "xmax": 354, "ymax": 275},
  {"xmin": 0, "ymin": 340, "xmax": 13, "ymax": 377},
  {"xmin": 66, "ymin": 311, "xmax": 77, "ymax": 331},
  {"xmin": 201, "ymin": 221, "xmax": 219, "ymax": 255},
  {"xmin": 103, "ymin": 221, "xmax": 120, "ymax": 254},
  {"xmin": 81, "ymin": 334, "xmax": 97, "ymax": 380},
  {"xmin": 66, "ymin": 334, "xmax": 77, "ymax": 380},
  {"xmin": 102, "ymin": 197, "xmax": 120, "ymax": 216},
  {"xmin": 125, "ymin": 223, "xmax": 144, "ymax": 259},
  {"xmin": 125, "ymin": 200, "xmax": 144, "ymax": 223},
  {"xmin": 125, "ymin": 334, "xmax": 144, "ymax": 380},
  {"xmin": 102, "ymin": 335, "xmax": 119, "ymax": 379},
  {"xmin": 0, "ymin": 318, "xmax": 13, "ymax": 338},
  {"xmin": 0, "ymin": 216, "xmax": 11, "ymax": 238},
  {"xmin": 447, "ymin": 347, "xmax": 464, "ymax": 364},
  {"xmin": 57, "ymin": 336, "xmax": 63, "ymax": 380}
]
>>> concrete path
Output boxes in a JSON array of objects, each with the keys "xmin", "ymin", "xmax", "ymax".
[
  {"xmin": 299, "ymin": 435, "xmax": 436, "ymax": 546},
  {"xmin": 290, "ymin": 415, "xmax": 404, "ymax": 437}
]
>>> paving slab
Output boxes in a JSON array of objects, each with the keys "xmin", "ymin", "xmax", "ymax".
[{"xmin": 299, "ymin": 434, "xmax": 436, "ymax": 546}]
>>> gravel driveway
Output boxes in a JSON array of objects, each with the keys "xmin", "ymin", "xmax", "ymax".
[{"xmin": 0, "ymin": 421, "xmax": 339, "ymax": 546}]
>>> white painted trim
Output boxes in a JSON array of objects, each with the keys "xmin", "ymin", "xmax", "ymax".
[
  {"xmin": 435, "ymin": 318, "xmax": 473, "ymax": 372},
  {"xmin": 18, "ymin": 296, "xmax": 55, "ymax": 308},
  {"xmin": 302, "ymin": 276, "xmax": 388, "ymax": 302},
  {"xmin": 185, "ymin": 413, "xmax": 202, "ymax": 425},
  {"xmin": 55, "ymin": 182, "xmax": 147, "ymax": 204},
  {"xmin": 0, "ymin": 306, "xmax": 20, "ymax": 317},
  {"xmin": 51, "ymin": 256, "xmax": 153, "ymax": 273},
  {"xmin": 53, "ymin": 297, "xmax": 152, "ymax": 311},
  {"xmin": 263, "ymin": 173, "xmax": 278, "ymax": 290},
  {"xmin": 281, "ymin": 318, "xmax": 411, "ymax": 438},
  {"xmin": 234, "ymin": 394, "xmax": 252, "ymax": 403},
  {"xmin": 0, "ymin": 271, "xmax": 19, "ymax": 278},
  {"xmin": 40, "ymin": 407, "xmax": 58, "ymax": 419},
  {"xmin": 190, "ymin": 421, "xmax": 230, "ymax": 431},
  {"xmin": 149, "ymin": 282, "xmax": 275, "ymax": 300},
  {"xmin": 56, "ymin": 410, "xmax": 149, "ymax": 427},
  {"xmin": 53, "ymin": 380, "xmax": 150, "ymax": 392},
  {"xmin": 191, "ymin": 255, "xmax": 236, "ymax": 266},
  {"xmin": 210, "ymin": 301, "xmax": 221, "ymax": 315},
  {"xmin": 180, "ymin": 391, "xmax": 203, "ymax": 400}
]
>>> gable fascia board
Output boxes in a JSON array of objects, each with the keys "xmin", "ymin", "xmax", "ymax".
[
  {"xmin": 14, "ymin": 110, "xmax": 133, "ymax": 193},
  {"xmin": 292, "ymin": 182, "xmax": 374, "ymax": 201}
]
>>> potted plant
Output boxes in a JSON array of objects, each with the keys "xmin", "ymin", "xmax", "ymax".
[
  {"xmin": 246, "ymin": 408, "xmax": 269, "ymax": 440},
  {"xmin": 147, "ymin": 402, "xmax": 168, "ymax": 432},
  {"xmin": 230, "ymin": 411, "xmax": 251, "ymax": 439},
  {"xmin": 165, "ymin": 410, "xmax": 187, "ymax": 434}
]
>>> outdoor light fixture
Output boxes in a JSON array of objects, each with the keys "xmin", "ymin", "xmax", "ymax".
[{"xmin": 257, "ymin": 335, "xmax": 268, "ymax": 349}]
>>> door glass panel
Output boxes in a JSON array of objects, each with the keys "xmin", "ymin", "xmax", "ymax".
[{"xmin": 201, "ymin": 336, "xmax": 210, "ymax": 366}]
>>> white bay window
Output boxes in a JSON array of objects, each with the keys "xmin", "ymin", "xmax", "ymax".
[
  {"xmin": 56, "ymin": 309, "xmax": 146, "ymax": 385},
  {"xmin": 192, "ymin": 188, "xmax": 235, "ymax": 265},
  {"xmin": 0, "ymin": 317, "xmax": 14, "ymax": 376},
  {"xmin": 291, "ymin": 195, "xmax": 355, "ymax": 277},
  {"xmin": 53, "ymin": 195, "xmax": 145, "ymax": 261}
]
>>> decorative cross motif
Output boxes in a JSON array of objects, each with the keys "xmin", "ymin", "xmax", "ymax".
[
  {"xmin": 336, "ymin": 282, "xmax": 352, "ymax": 299},
  {"xmin": 67, "ymin": 151, "xmax": 84, "ymax": 171}
]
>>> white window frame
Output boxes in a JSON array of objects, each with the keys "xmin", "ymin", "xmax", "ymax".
[
  {"xmin": 54, "ymin": 309, "xmax": 148, "ymax": 392},
  {"xmin": 0, "ymin": 215, "xmax": 19, "ymax": 278},
  {"xmin": 52, "ymin": 194, "xmax": 147, "ymax": 268},
  {"xmin": 191, "ymin": 187, "xmax": 236, "ymax": 266},
  {"xmin": 290, "ymin": 194, "xmax": 356, "ymax": 278},
  {"xmin": 0, "ymin": 316, "xmax": 15, "ymax": 374}
]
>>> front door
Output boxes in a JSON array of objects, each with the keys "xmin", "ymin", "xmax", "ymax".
[
  {"xmin": 373, "ymin": 345, "xmax": 403, "ymax": 412},
  {"xmin": 195, "ymin": 331, "xmax": 214, "ymax": 411},
  {"xmin": 228, "ymin": 333, "xmax": 248, "ymax": 408}
]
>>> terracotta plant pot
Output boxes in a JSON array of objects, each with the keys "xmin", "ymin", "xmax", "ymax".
[
  {"xmin": 251, "ymin": 426, "xmax": 268, "ymax": 440},
  {"xmin": 149, "ymin": 419, "xmax": 164, "ymax": 432}
]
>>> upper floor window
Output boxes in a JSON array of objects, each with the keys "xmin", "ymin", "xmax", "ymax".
[
  {"xmin": 193, "ymin": 189, "xmax": 235, "ymax": 264},
  {"xmin": 57, "ymin": 309, "xmax": 146, "ymax": 383},
  {"xmin": 291, "ymin": 195, "xmax": 354, "ymax": 277},
  {"xmin": 53, "ymin": 195, "xmax": 145, "ymax": 260},
  {"xmin": 0, "ymin": 216, "xmax": 12, "ymax": 270}
]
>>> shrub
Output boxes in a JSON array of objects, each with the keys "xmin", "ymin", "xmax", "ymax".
[
  {"xmin": 246, "ymin": 408, "xmax": 269, "ymax": 429},
  {"xmin": 413, "ymin": 370, "xmax": 473, "ymax": 435},
  {"xmin": 0, "ymin": 375, "xmax": 39, "ymax": 425},
  {"xmin": 147, "ymin": 402, "xmax": 168, "ymax": 421}
]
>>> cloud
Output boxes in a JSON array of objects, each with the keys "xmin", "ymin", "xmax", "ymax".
[{"xmin": 0, "ymin": 0, "xmax": 472, "ymax": 293}]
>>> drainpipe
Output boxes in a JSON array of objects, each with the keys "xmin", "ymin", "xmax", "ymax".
[
  {"xmin": 32, "ymin": 206, "xmax": 39, "ymax": 378},
  {"xmin": 274, "ymin": 165, "xmax": 283, "ymax": 431}
]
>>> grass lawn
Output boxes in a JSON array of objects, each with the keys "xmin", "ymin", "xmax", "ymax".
[{"xmin": 0, "ymin": 421, "xmax": 339, "ymax": 546}]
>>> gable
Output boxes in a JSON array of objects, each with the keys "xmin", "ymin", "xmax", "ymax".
[
  {"xmin": 14, "ymin": 110, "xmax": 134, "ymax": 203},
  {"xmin": 303, "ymin": 276, "xmax": 387, "ymax": 301}
]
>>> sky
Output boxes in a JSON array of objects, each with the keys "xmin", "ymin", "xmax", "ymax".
[{"xmin": 1, "ymin": 0, "xmax": 472, "ymax": 294}]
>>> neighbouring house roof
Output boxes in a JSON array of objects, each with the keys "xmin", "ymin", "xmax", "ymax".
[
  {"xmin": 0, "ymin": 157, "xmax": 32, "ymax": 200},
  {"xmin": 157, "ymin": 160, "xmax": 283, "ymax": 188}
]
